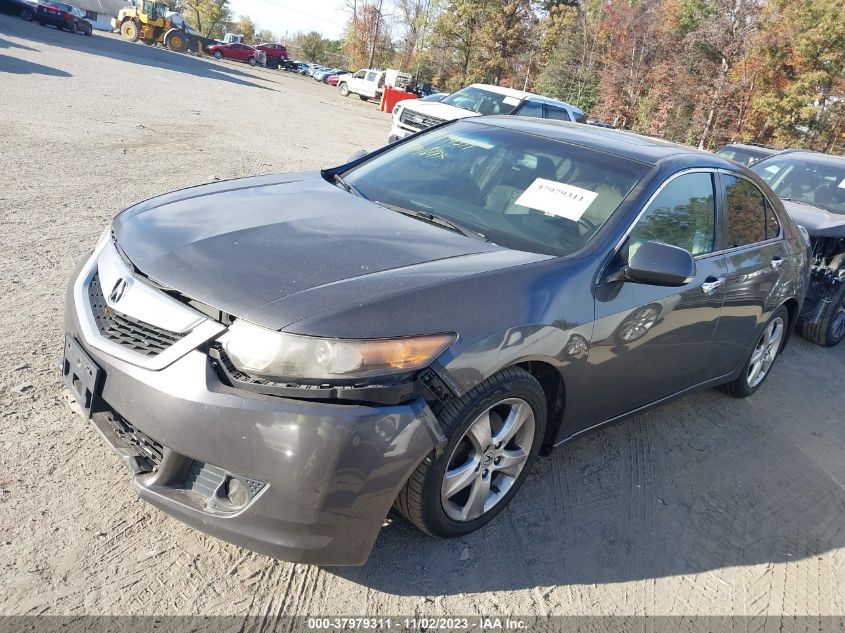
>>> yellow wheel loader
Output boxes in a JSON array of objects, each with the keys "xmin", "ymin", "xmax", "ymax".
[{"xmin": 112, "ymin": 0, "xmax": 196, "ymax": 53}]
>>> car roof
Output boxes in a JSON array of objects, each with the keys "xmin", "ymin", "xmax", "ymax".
[
  {"xmin": 466, "ymin": 83, "xmax": 585, "ymax": 115},
  {"xmin": 718, "ymin": 143, "xmax": 778, "ymax": 153},
  {"xmin": 468, "ymin": 116, "xmax": 732, "ymax": 166},
  {"xmin": 765, "ymin": 150, "xmax": 845, "ymax": 166}
]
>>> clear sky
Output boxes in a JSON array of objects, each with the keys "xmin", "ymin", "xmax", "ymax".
[{"xmin": 228, "ymin": 0, "xmax": 350, "ymax": 40}]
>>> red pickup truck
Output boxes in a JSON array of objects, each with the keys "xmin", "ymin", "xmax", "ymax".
[{"xmin": 254, "ymin": 43, "xmax": 288, "ymax": 69}]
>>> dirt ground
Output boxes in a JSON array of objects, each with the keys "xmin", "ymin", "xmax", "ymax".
[{"xmin": 2, "ymin": 14, "xmax": 845, "ymax": 621}]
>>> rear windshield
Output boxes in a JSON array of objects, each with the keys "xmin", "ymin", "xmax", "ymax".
[
  {"xmin": 43, "ymin": 1, "xmax": 74, "ymax": 9},
  {"xmin": 343, "ymin": 121, "xmax": 651, "ymax": 257},
  {"xmin": 440, "ymin": 87, "xmax": 521, "ymax": 116},
  {"xmin": 715, "ymin": 146, "xmax": 771, "ymax": 166},
  {"xmin": 752, "ymin": 156, "xmax": 845, "ymax": 215}
]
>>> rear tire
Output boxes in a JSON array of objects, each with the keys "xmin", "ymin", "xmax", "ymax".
[
  {"xmin": 720, "ymin": 305, "xmax": 789, "ymax": 398},
  {"xmin": 21, "ymin": 7, "xmax": 33, "ymax": 20},
  {"xmin": 164, "ymin": 28, "xmax": 187, "ymax": 53},
  {"xmin": 248, "ymin": 56, "xmax": 256, "ymax": 66},
  {"xmin": 69, "ymin": 21, "xmax": 77, "ymax": 33},
  {"xmin": 359, "ymin": 94, "xmax": 369, "ymax": 101},
  {"xmin": 394, "ymin": 366, "xmax": 546, "ymax": 537},
  {"xmin": 801, "ymin": 284, "xmax": 845, "ymax": 347}
]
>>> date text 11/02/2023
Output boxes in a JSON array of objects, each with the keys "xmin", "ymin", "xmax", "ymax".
[{"xmin": 306, "ymin": 617, "xmax": 529, "ymax": 630}]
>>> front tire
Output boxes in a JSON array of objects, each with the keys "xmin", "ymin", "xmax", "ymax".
[
  {"xmin": 120, "ymin": 20, "xmax": 139, "ymax": 42},
  {"xmin": 338, "ymin": 82, "xmax": 349, "ymax": 97},
  {"xmin": 394, "ymin": 366, "xmax": 546, "ymax": 537},
  {"xmin": 213, "ymin": 50, "xmax": 223, "ymax": 59},
  {"xmin": 721, "ymin": 305, "xmax": 789, "ymax": 398},
  {"xmin": 801, "ymin": 284, "xmax": 845, "ymax": 347}
]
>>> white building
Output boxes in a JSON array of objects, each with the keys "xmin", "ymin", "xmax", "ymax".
[{"xmin": 74, "ymin": 0, "xmax": 131, "ymax": 31}]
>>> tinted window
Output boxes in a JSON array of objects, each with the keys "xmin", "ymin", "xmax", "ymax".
[
  {"xmin": 629, "ymin": 172, "xmax": 716, "ymax": 256},
  {"xmin": 515, "ymin": 100, "xmax": 543, "ymax": 118},
  {"xmin": 440, "ymin": 87, "xmax": 520, "ymax": 115},
  {"xmin": 544, "ymin": 105, "xmax": 573, "ymax": 122},
  {"xmin": 572, "ymin": 111, "xmax": 587, "ymax": 124},
  {"xmin": 344, "ymin": 121, "xmax": 651, "ymax": 257},
  {"xmin": 724, "ymin": 175, "xmax": 767, "ymax": 247}
]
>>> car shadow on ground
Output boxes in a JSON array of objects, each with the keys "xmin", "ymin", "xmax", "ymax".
[
  {"xmin": 0, "ymin": 52, "xmax": 70, "ymax": 76},
  {"xmin": 0, "ymin": 35, "xmax": 37, "ymax": 51},
  {"xmin": 332, "ymin": 338, "xmax": 845, "ymax": 595},
  {"xmin": 0, "ymin": 18, "xmax": 278, "ymax": 90}
]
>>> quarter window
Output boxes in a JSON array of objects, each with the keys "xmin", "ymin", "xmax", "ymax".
[
  {"xmin": 766, "ymin": 203, "xmax": 781, "ymax": 239},
  {"xmin": 724, "ymin": 175, "xmax": 767, "ymax": 247},
  {"xmin": 629, "ymin": 172, "xmax": 717, "ymax": 256}
]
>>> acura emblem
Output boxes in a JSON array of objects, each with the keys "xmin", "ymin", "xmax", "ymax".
[{"xmin": 109, "ymin": 278, "xmax": 128, "ymax": 303}]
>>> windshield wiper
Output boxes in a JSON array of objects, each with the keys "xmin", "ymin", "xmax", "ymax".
[
  {"xmin": 331, "ymin": 173, "xmax": 366, "ymax": 199},
  {"xmin": 375, "ymin": 201, "xmax": 490, "ymax": 242}
]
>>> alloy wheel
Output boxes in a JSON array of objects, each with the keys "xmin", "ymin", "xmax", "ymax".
[
  {"xmin": 747, "ymin": 315, "xmax": 785, "ymax": 388},
  {"xmin": 440, "ymin": 398, "xmax": 535, "ymax": 522}
]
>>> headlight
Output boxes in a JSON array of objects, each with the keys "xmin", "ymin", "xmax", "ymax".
[
  {"xmin": 221, "ymin": 320, "xmax": 455, "ymax": 381},
  {"xmin": 392, "ymin": 103, "xmax": 402, "ymax": 116}
]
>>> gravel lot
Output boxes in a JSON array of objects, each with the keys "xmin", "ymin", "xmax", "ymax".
[{"xmin": 3, "ymin": 14, "xmax": 845, "ymax": 621}]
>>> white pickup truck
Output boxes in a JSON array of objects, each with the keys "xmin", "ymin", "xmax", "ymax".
[
  {"xmin": 388, "ymin": 83, "xmax": 587, "ymax": 143},
  {"xmin": 337, "ymin": 68, "xmax": 411, "ymax": 101}
]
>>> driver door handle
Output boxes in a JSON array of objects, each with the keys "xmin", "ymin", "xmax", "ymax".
[
  {"xmin": 700, "ymin": 277, "xmax": 726, "ymax": 294},
  {"xmin": 771, "ymin": 257, "xmax": 784, "ymax": 270}
]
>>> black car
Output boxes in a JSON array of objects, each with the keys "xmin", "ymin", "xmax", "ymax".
[
  {"xmin": 63, "ymin": 118, "xmax": 809, "ymax": 565},
  {"xmin": 715, "ymin": 143, "xmax": 779, "ymax": 166},
  {"xmin": 0, "ymin": 0, "xmax": 36, "ymax": 19},
  {"xmin": 752, "ymin": 150, "xmax": 845, "ymax": 346},
  {"xmin": 36, "ymin": 0, "xmax": 92, "ymax": 34}
]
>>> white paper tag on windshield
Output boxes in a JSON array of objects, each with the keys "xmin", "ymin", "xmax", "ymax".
[
  {"xmin": 765, "ymin": 165, "xmax": 780, "ymax": 174},
  {"xmin": 838, "ymin": 178, "xmax": 845, "ymax": 189},
  {"xmin": 514, "ymin": 179, "xmax": 599, "ymax": 221},
  {"xmin": 503, "ymin": 96, "xmax": 521, "ymax": 106}
]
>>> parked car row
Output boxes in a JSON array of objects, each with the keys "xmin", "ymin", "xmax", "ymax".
[{"xmin": 1, "ymin": 0, "xmax": 93, "ymax": 34}]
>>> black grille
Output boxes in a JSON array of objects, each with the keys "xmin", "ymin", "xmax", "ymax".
[
  {"xmin": 88, "ymin": 273, "xmax": 184, "ymax": 356},
  {"xmin": 399, "ymin": 108, "xmax": 445, "ymax": 131},
  {"xmin": 101, "ymin": 410, "xmax": 164, "ymax": 469},
  {"xmin": 183, "ymin": 460, "xmax": 226, "ymax": 496}
]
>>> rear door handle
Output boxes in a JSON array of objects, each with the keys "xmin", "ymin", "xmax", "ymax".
[
  {"xmin": 700, "ymin": 277, "xmax": 726, "ymax": 294},
  {"xmin": 771, "ymin": 257, "xmax": 784, "ymax": 270}
]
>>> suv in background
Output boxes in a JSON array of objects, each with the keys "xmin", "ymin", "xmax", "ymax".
[
  {"xmin": 388, "ymin": 84, "xmax": 586, "ymax": 143},
  {"xmin": 714, "ymin": 143, "xmax": 779, "ymax": 166}
]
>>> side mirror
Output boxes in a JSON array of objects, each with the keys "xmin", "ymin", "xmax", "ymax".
[
  {"xmin": 346, "ymin": 149, "xmax": 367, "ymax": 163},
  {"xmin": 625, "ymin": 241, "xmax": 695, "ymax": 287}
]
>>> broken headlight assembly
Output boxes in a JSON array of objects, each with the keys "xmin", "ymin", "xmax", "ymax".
[{"xmin": 219, "ymin": 320, "xmax": 455, "ymax": 383}]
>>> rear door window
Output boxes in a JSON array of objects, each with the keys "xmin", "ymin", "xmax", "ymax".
[{"xmin": 723, "ymin": 175, "xmax": 767, "ymax": 247}]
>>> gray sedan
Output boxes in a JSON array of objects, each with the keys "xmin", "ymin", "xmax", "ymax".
[{"xmin": 63, "ymin": 118, "xmax": 809, "ymax": 565}]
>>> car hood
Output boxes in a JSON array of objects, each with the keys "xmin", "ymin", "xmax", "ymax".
[
  {"xmin": 112, "ymin": 172, "xmax": 527, "ymax": 331},
  {"xmin": 398, "ymin": 100, "xmax": 480, "ymax": 122},
  {"xmin": 781, "ymin": 199, "xmax": 845, "ymax": 237}
]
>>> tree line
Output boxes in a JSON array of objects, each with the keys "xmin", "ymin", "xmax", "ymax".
[{"xmin": 170, "ymin": 0, "xmax": 844, "ymax": 152}]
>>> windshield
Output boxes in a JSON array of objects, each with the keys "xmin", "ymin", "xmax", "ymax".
[
  {"xmin": 342, "ymin": 121, "xmax": 651, "ymax": 257},
  {"xmin": 752, "ymin": 156, "xmax": 845, "ymax": 214},
  {"xmin": 440, "ymin": 87, "xmax": 522, "ymax": 116}
]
